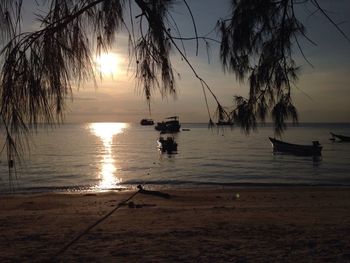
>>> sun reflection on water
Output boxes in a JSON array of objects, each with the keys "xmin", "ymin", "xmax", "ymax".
[{"xmin": 89, "ymin": 122, "xmax": 127, "ymax": 190}]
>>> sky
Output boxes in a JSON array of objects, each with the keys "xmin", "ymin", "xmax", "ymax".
[{"xmin": 20, "ymin": 0, "xmax": 350, "ymax": 123}]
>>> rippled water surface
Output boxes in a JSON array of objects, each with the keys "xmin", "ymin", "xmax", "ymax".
[{"xmin": 1, "ymin": 123, "xmax": 350, "ymax": 193}]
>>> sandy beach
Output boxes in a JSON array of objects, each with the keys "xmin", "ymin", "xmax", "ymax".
[{"xmin": 1, "ymin": 187, "xmax": 350, "ymax": 262}]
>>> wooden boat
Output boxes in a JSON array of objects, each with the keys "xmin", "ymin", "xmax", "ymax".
[
  {"xmin": 330, "ymin": 132, "xmax": 350, "ymax": 142},
  {"xmin": 269, "ymin": 137, "xmax": 322, "ymax": 156},
  {"xmin": 155, "ymin": 116, "xmax": 181, "ymax": 133},
  {"xmin": 216, "ymin": 120, "xmax": 233, "ymax": 126},
  {"xmin": 157, "ymin": 136, "xmax": 178, "ymax": 152},
  {"xmin": 140, "ymin": 119, "xmax": 154, "ymax": 125}
]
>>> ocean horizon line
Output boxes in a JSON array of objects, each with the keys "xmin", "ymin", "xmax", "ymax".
[{"xmin": 12, "ymin": 121, "xmax": 350, "ymax": 125}]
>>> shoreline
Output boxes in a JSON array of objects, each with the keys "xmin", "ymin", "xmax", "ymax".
[
  {"xmin": 2, "ymin": 182, "xmax": 350, "ymax": 196},
  {"xmin": 1, "ymin": 186, "xmax": 350, "ymax": 262}
]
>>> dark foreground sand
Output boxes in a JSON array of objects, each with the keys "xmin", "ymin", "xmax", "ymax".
[{"xmin": 1, "ymin": 187, "xmax": 350, "ymax": 262}]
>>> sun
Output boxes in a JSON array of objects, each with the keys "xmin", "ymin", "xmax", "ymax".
[{"xmin": 95, "ymin": 52, "xmax": 120, "ymax": 77}]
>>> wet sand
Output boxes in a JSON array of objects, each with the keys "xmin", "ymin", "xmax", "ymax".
[{"xmin": 0, "ymin": 187, "xmax": 350, "ymax": 262}]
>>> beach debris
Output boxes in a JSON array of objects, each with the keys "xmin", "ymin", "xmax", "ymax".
[
  {"xmin": 127, "ymin": 201, "xmax": 157, "ymax": 208},
  {"xmin": 84, "ymin": 193, "xmax": 97, "ymax": 196},
  {"xmin": 233, "ymin": 193, "xmax": 240, "ymax": 200},
  {"xmin": 137, "ymin": 185, "xmax": 171, "ymax": 199}
]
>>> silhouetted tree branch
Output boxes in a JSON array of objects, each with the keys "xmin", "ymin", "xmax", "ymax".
[{"xmin": 0, "ymin": 0, "xmax": 349, "ymax": 174}]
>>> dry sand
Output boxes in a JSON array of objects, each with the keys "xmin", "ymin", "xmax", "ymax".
[{"xmin": 0, "ymin": 187, "xmax": 350, "ymax": 262}]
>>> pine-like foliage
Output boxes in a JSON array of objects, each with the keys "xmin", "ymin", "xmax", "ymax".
[
  {"xmin": 0, "ymin": 0, "xmax": 348, "ymax": 173},
  {"xmin": 219, "ymin": 0, "xmax": 301, "ymax": 134}
]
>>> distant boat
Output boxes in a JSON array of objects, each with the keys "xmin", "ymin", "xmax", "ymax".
[
  {"xmin": 216, "ymin": 120, "xmax": 233, "ymax": 126},
  {"xmin": 157, "ymin": 136, "xmax": 178, "ymax": 153},
  {"xmin": 269, "ymin": 137, "xmax": 322, "ymax": 156},
  {"xmin": 140, "ymin": 119, "xmax": 154, "ymax": 125},
  {"xmin": 155, "ymin": 116, "xmax": 181, "ymax": 133},
  {"xmin": 330, "ymin": 132, "xmax": 350, "ymax": 142}
]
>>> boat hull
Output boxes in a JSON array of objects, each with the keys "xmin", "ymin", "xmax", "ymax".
[
  {"xmin": 155, "ymin": 123, "xmax": 180, "ymax": 132},
  {"xmin": 140, "ymin": 119, "xmax": 154, "ymax": 125},
  {"xmin": 330, "ymin": 132, "xmax": 350, "ymax": 142},
  {"xmin": 269, "ymin": 137, "xmax": 322, "ymax": 156},
  {"xmin": 157, "ymin": 137, "xmax": 178, "ymax": 153},
  {"xmin": 154, "ymin": 117, "xmax": 181, "ymax": 133}
]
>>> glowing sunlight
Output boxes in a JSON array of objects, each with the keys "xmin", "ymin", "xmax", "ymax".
[
  {"xmin": 89, "ymin": 122, "xmax": 127, "ymax": 190},
  {"xmin": 94, "ymin": 52, "xmax": 120, "ymax": 77}
]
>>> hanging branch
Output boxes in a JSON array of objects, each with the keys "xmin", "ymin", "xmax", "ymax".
[
  {"xmin": 183, "ymin": 0, "xmax": 198, "ymax": 56},
  {"xmin": 0, "ymin": 0, "xmax": 125, "ymax": 174},
  {"xmin": 311, "ymin": 0, "xmax": 350, "ymax": 43},
  {"xmin": 0, "ymin": 0, "xmax": 349, "ymax": 175}
]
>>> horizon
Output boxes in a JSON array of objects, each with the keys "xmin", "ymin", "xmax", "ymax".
[
  {"xmin": 1, "ymin": 2, "xmax": 350, "ymax": 261},
  {"xmin": 20, "ymin": 120, "xmax": 350, "ymax": 125},
  {"xmin": 17, "ymin": 1, "xmax": 350, "ymax": 124}
]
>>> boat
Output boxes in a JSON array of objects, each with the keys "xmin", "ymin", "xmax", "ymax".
[
  {"xmin": 330, "ymin": 132, "xmax": 350, "ymax": 142},
  {"xmin": 269, "ymin": 137, "xmax": 322, "ymax": 156},
  {"xmin": 140, "ymin": 119, "xmax": 154, "ymax": 125},
  {"xmin": 155, "ymin": 116, "xmax": 181, "ymax": 133},
  {"xmin": 216, "ymin": 120, "xmax": 233, "ymax": 126},
  {"xmin": 157, "ymin": 136, "xmax": 178, "ymax": 152}
]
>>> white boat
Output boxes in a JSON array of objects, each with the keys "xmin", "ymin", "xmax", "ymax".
[{"xmin": 269, "ymin": 137, "xmax": 322, "ymax": 156}]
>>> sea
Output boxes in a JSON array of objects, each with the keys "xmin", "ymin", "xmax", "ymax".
[{"xmin": 1, "ymin": 123, "xmax": 350, "ymax": 194}]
